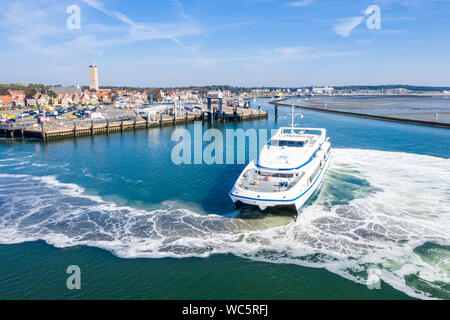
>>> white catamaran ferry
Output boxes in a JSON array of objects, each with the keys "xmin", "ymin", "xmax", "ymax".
[{"xmin": 229, "ymin": 106, "xmax": 332, "ymax": 214}]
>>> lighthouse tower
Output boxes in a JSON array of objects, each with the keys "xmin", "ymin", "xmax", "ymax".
[{"xmin": 89, "ymin": 62, "xmax": 99, "ymax": 91}]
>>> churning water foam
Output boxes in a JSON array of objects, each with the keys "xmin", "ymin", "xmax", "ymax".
[{"xmin": 0, "ymin": 149, "xmax": 448, "ymax": 299}]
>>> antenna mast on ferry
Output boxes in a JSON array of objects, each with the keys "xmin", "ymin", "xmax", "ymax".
[
  {"xmin": 291, "ymin": 103, "xmax": 296, "ymax": 133},
  {"xmin": 289, "ymin": 101, "xmax": 305, "ymax": 133}
]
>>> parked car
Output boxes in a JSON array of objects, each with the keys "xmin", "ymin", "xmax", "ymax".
[
  {"xmin": 17, "ymin": 112, "xmax": 30, "ymax": 119},
  {"xmin": 90, "ymin": 112, "xmax": 104, "ymax": 120}
]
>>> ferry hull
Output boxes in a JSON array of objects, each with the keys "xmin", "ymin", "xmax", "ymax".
[
  {"xmin": 230, "ymin": 151, "xmax": 332, "ymax": 214},
  {"xmin": 293, "ymin": 151, "xmax": 332, "ymax": 213}
]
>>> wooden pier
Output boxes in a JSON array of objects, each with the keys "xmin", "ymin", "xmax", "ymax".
[{"xmin": 0, "ymin": 107, "xmax": 268, "ymax": 141}]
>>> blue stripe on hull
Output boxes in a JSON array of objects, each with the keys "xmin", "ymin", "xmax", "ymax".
[
  {"xmin": 295, "ymin": 158, "xmax": 331, "ymax": 213},
  {"xmin": 256, "ymin": 150, "xmax": 318, "ymax": 171}
]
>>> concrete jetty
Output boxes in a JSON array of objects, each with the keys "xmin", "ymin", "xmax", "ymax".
[{"xmin": 271, "ymin": 100, "xmax": 450, "ymax": 129}]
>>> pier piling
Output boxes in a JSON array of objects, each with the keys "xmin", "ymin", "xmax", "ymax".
[{"xmin": 40, "ymin": 122, "xmax": 46, "ymax": 141}]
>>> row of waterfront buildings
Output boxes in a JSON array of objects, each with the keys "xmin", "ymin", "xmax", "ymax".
[
  {"xmin": 0, "ymin": 86, "xmax": 151, "ymax": 109},
  {"xmin": 0, "ymin": 86, "xmax": 221, "ymax": 109}
]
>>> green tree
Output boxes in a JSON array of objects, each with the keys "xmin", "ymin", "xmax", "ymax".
[
  {"xmin": 24, "ymin": 88, "xmax": 37, "ymax": 97},
  {"xmin": 147, "ymin": 89, "xmax": 162, "ymax": 101},
  {"xmin": 47, "ymin": 90, "xmax": 57, "ymax": 99},
  {"xmin": 111, "ymin": 90, "xmax": 119, "ymax": 101}
]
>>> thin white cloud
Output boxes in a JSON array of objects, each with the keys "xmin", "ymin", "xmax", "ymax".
[
  {"xmin": 274, "ymin": 46, "xmax": 309, "ymax": 57},
  {"xmin": 193, "ymin": 57, "xmax": 218, "ymax": 68},
  {"xmin": 232, "ymin": 46, "xmax": 366, "ymax": 65},
  {"xmin": 78, "ymin": 0, "xmax": 127, "ymax": 29},
  {"xmin": 0, "ymin": 0, "xmax": 202, "ymax": 57},
  {"xmin": 80, "ymin": 0, "xmax": 138, "ymax": 28},
  {"xmin": 80, "ymin": 0, "xmax": 192, "ymax": 45},
  {"xmin": 172, "ymin": 0, "xmax": 192, "ymax": 22},
  {"xmin": 287, "ymin": 0, "xmax": 315, "ymax": 7},
  {"xmin": 333, "ymin": 16, "xmax": 365, "ymax": 37}
]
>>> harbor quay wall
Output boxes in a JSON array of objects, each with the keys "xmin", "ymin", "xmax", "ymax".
[{"xmin": 0, "ymin": 107, "xmax": 268, "ymax": 141}]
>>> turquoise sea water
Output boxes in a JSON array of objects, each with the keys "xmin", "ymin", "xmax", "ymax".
[{"xmin": 0, "ymin": 99, "xmax": 449, "ymax": 299}]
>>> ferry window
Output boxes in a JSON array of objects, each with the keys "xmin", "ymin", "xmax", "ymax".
[
  {"xmin": 292, "ymin": 141, "xmax": 305, "ymax": 147},
  {"xmin": 279, "ymin": 141, "xmax": 305, "ymax": 147},
  {"xmin": 280, "ymin": 141, "xmax": 304, "ymax": 148}
]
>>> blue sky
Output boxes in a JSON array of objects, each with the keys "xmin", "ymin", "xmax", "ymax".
[{"xmin": 0, "ymin": 0, "xmax": 449, "ymax": 87}]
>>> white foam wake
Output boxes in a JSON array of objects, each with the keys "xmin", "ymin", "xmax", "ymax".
[{"xmin": 0, "ymin": 148, "xmax": 449, "ymax": 299}]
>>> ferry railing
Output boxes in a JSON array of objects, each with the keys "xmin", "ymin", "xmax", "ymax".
[{"xmin": 241, "ymin": 172, "xmax": 304, "ymax": 193}]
